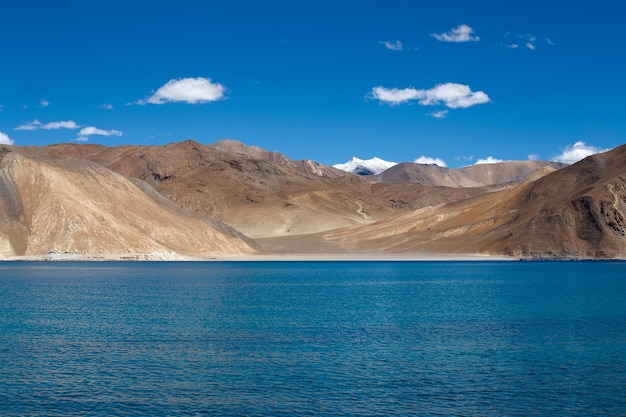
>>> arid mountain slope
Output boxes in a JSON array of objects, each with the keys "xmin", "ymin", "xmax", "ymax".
[
  {"xmin": 372, "ymin": 160, "xmax": 565, "ymax": 187},
  {"xmin": 45, "ymin": 141, "xmax": 380, "ymax": 237},
  {"xmin": 0, "ymin": 146, "xmax": 254, "ymax": 258},
  {"xmin": 327, "ymin": 145, "xmax": 626, "ymax": 258},
  {"xmin": 459, "ymin": 161, "xmax": 566, "ymax": 185},
  {"xmin": 45, "ymin": 141, "xmax": 492, "ymax": 239},
  {"xmin": 209, "ymin": 139, "xmax": 346, "ymax": 178},
  {"xmin": 9, "ymin": 140, "xmax": 623, "ymax": 259}
]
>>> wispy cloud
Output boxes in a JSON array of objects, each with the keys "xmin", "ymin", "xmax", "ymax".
[
  {"xmin": 499, "ymin": 33, "xmax": 552, "ymax": 50},
  {"xmin": 77, "ymin": 126, "xmax": 123, "ymax": 141},
  {"xmin": 415, "ymin": 155, "xmax": 447, "ymax": 167},
  {"xmin": 552, "ymin": 141, "xmax": 609, "ymax": 164},
  {"xmin": 15, "ymin": 120, "xmax": 42, "ymax": 131},
  {"xmin": 40, "ymin": 99, "xmax": 50, "ymax": 107},
  {"xmin": 369, "ymin": 83, "xmax": 490, "ymax": 109},
  {"xmin": 15, "ymin": 120, "xmax": 79, "ymax": 131},
  {"xmin": 137, "ymin": 77, "xmax": 227, "ymax": 105},
  {"xmin": 429, "ymin": 110, "xmax": 449, "ymax": 119},
  {"xmin": 99, "ymin": 104, "xmax": 114, "ymax": 110},
  {"xmin": 474, "ymin": 156, "xmax": 504, "ymax": 165},
  {"xmin": 519, "ymin": 34, "xmax": 537, "ymax": 50},
  {"xmin": 379, "ymin": 40, "xmax": 403, "ymax": 51},
  {"xmin": 0, "ymin": 131, "xmax": 14, "ymax": 145},
  {"xmin": 432, "ymin": 24, "xmax": 479, "ymax": 42},
  {"xmin": 14, "ymin": 120, "xmax": 120, "ymax": 141}
]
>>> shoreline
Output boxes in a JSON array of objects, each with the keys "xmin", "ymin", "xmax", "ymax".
[
  {"xmin": 3, "ymin": 252, "xmax": 621, "ymax": 262},
  {"xmin": 0, "ymin": 251, "xmax": 516, "ymax": 262},
  {"xmin": 204, "ymin": 253, "xmax": 517, "ymax": 262}
]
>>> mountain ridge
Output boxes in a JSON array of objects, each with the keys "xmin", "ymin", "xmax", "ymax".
[
  {"xmin": 1, "ymin": 140, "xmax": 624, "ymax": 259},
  {"xmin": 371, "ymin": 160, "xmax": 567, "ymax": 187},
  {"xmin": 210, "ymin": 139, "xmax": 346, "ymax": 178}
]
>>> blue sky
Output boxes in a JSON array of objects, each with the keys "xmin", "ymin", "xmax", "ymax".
[{"xmin": 1, "ymin": 0, "xmax": 624, "ymax": 167}]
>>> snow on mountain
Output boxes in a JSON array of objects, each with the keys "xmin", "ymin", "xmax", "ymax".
[{"xmin": 333, "ymin": 156, "xmax": 397, "ymax": 175}]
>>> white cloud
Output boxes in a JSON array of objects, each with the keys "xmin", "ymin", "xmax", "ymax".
[
  {"xmin": 545, "ymin": 38, "xmax": 555, "ymax": 46},
  {"xmin": 40, "ymin": 99, "xmax": 50, "ymax": 107},
  {"xmin": 528, "ymin": 154, "xmax": 539, "ymax": 161},
  {"xmin": 42, "ymin": 120, "xmax": 79, "ymax": 130},
  {"xmin": 77, "ymin": 126, "xmax": 122, "ymax": 141},
  {"xmin": 475, "ymin": 156, "xmax": 504, "ymax": 165},
  {"xmin": 15, "ymin": 120, "xmax": 42, "ymax": 131},
  {"xmin": 415, "ymin": 155, "xmax": 447, "ymax": 167},
  {"xmin": 369, "ymin": 83, "xmax": 490, "ymax": 108},
  {"xmin": 369, "ymin": 87, "xmax": 421, "ymax": 105},
  {"xmin": 0, "ymin": 131, "xmax": 14, "ymax": 145},
  {"xmin": 506, "ymin": 43, "xmax": 519, "ymax": 49},
  {"xmin": 552, "ymin": 141, "xmax": 610, "ymax": 164},
  {"xmin": 15, "ymin": 120, "xmax": 79, "ymax": 131},
  {"xmin": 525, "ymin": 43, "xmax": 536, "ymax": 50},
  {"xmin": 99, "ymin": 104, "xmax": 114, "ymax": 110},
  {"xmin": 432, "ymin": 24, "xmax": 479, "ymax": 42},
  {"xmin": 380, "ymin": 40, "xmax": 403, "ymax": 51},
  {"xmin": 138, "ymin": 77, "xmax": 227, "ymax": 105},
  {"xmin": 429, "ymin": 110, "xmax": 449, "ymax": 119},
  {"xmin": 417, "ymin": 83, "xmax": 490, "ymax": 108}
]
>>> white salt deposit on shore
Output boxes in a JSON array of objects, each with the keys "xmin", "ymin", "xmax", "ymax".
[{"xmin": 1, "ymin": 252, "xmax": 514, "ymax": 262}]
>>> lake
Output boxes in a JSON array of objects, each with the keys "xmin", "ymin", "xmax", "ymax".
[{"xmin": 1, "ymin": 261, "xmax": 625, "ymax": 416}]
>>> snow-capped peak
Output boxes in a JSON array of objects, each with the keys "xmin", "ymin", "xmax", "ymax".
[{"xmin": 333, "ymin": 156, "xmax": 397, "ymax": 175}]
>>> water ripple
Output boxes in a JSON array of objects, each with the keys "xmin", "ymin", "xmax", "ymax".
[{"xmin": 1, "ymin": 261, "xmax": 625, "ymax": 415}]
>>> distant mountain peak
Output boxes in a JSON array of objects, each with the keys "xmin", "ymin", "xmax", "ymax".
[
  {"xmin": 333, "ymin": 156, "xmax": 397, "ymax": 175},
  {"xmin": 209, "ymin": 139, "xmax": 345, "ymax": 178}
]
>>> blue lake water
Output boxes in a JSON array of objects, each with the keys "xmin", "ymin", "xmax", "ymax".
[{"xmin": 1, "ymin": 261, "xmax": 625, "ymax": 416}]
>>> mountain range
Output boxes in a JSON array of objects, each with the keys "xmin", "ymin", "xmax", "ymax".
[{"xmin": 1, "ymin": 139, "xmax": 624, "ymax": 259}]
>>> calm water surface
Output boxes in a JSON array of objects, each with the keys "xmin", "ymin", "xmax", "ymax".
[{"xmin": 1, "ymin": 261, "xmax": 625, "ymax": 416}]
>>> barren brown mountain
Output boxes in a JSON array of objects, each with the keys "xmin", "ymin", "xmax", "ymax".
[
  {"xmin": 209, "ymin": 139, "xmax": 346, "ymax": 178},
  {"xmin": 45, "ymin": 140, "xmax": 491, "ymax": 240},
  {"xmin": 371, "ymin": 160, "xmax": 566, "ymax": 187},
  {"xmin": 0, "ymin": 146, "xmax": 254, "ymax": 258},
  {"xmin": 3, "ymin": 140, "xmax": 625, "ymax": 259},
  {"xmin": 327, "ymin": 144, "xmax": 626, "ymax": 258}
]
